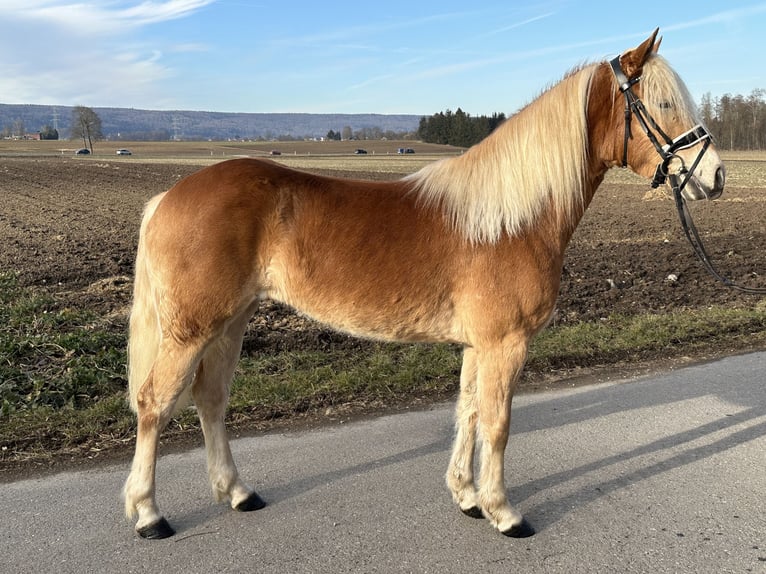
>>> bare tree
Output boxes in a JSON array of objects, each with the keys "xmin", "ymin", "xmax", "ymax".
[
  {"xmin": 12, "ymin": 119, "xmax": 25, "ymax": 138},
  {"xmin": 746, "ymin": 89, "xmax": 765, "ymax": 150},
  {"xmin": 70, "ymin": 106, "xmax": 103, "ymax": 151}
]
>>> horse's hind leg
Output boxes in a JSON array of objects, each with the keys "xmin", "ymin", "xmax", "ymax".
[
  {"xmin": 123, "ymin": 340, "xmax": 204, "ymax": 539},
  {"xmin": 446, "ymin": 347, "xmax": 483, "ymax": 517},
  {"xmin": 192, "ymin": 305, "xmax": 265, "ymax": 513},
  {"xmin": 475, "ymin": 338, "xmax": 535, "ymax": 538}
]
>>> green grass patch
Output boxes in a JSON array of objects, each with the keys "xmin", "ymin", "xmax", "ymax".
[
  {"xmin": 1, "ymin": 270, "xmax": 765, "ymax": 468},
  {"xmin": 229, "ymin": 343, "xmax": 462, "ymax": 418},
  {"xmin": 0, "ymin": 273, "xmax": 127, "ymax": 417},
  {"xmin": 528, "ymin": 304, "xmax": 766, "ymax": 370}
]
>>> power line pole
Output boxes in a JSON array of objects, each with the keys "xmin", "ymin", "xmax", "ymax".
[{"xmin": 172, "ymin": 115, "xmax": 181, "ymax": 141}]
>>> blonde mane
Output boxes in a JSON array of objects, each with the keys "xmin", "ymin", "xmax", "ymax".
[
  {"xmin": 405, "ymin": 64, "xmax": 597, "ymax": 244},
  {"xmin": 640, "ymin": 54, "xmax": 701, "ymax": 126}
]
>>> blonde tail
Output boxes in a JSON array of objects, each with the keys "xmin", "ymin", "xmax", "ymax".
[{"xmin": 127, "ymin": 193, "xmax": 166, "ymax": 412}]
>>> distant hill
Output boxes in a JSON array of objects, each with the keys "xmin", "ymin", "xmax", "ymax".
[{"xmin": 0, "ymin": 103, "xmax": 421, "ymax": 141}]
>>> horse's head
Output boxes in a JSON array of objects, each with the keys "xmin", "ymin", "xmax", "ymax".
[{"xmin": 603, "ymin": 29, "xmax": 725, "ymax": 200}]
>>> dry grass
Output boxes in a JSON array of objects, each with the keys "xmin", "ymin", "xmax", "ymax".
[
  {"xmin": 0, "ymin": 138, "xmax": 465, "ymax": 172},
  {"xmin": 0, "ymin": 138, "xmax": 461, "ymax": 157}
]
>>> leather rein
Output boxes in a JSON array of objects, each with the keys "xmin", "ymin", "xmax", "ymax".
[{"xmin": 609, "ymin": 56, "xmax": 766, "ymax": 295}]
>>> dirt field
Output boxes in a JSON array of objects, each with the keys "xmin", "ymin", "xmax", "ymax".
[{"xmin": 1, "ymin": 148, "xmax": 766, "ymax": 358}]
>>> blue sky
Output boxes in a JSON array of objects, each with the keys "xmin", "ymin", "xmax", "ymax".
[{"xmin": 1, "ymin": 1, "xmax": 765, "ymax": 115}]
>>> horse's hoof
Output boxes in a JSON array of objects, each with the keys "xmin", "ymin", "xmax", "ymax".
[
  {"xmin": 137, "ymin": 517, "xmax": 175, "ymax": 539},
  {"xmin": 461, "ymin": 506, "xmax": 484, "ymax": 519},
  {"xmin": 235, "ymin": 491, "xmax": 266, "ymax": 512},
  {"xmin": 501, "ymin": 518, "xmax": 535, "ymax": 538}
]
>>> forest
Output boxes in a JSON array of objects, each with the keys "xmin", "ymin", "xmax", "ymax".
[
  {"xmin": 417, "ymin": 109, "xmax": 507, "ymax": 148},
  {"xmin": 420, "ymin": 90, "xmax": 766, "ymax": 150},
  {"xmin": 699, "ymin": 90, "xmax": 766, "ymax": 150}
]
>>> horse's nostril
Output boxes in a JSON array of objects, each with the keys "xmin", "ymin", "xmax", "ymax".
[{"xmin": 715, "ymin": 167, "xmax": 725, "ymax": 191}]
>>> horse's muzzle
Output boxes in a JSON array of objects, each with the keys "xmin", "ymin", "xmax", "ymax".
[{"xmin": 683, "ymin": 165, "xmax": 725, "ymax": 201}]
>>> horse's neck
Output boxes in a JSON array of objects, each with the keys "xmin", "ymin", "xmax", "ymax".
[{"xmin": 532, "ymin": 159, "xmax": 609, "ymax": 259}]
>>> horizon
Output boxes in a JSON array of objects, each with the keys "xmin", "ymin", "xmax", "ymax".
[
  {"xmin": 0, "ymin": 103, "xmax": 423, "ymax": 117},
  {"xmin": 1, "ymin": 2, "xmax": 765, "ymax": 117}
]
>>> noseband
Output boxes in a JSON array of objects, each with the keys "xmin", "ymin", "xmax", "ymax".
[{"xmin": 609, "ymin": 56, "xmax": 766, "ymax": 294}]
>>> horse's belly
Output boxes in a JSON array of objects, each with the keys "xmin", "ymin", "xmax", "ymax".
[{"xmin": 263, "ymin": 266, "xmax": 459, "ymax": 344}]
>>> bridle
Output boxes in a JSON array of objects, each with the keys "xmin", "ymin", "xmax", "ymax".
[
  {"xmin": 609, "ymin": 55, "xmax": 712, "ymax": 193},
  {"xmin": 610, "ymin": 55, "xmax": 766, "ymax": 295}
]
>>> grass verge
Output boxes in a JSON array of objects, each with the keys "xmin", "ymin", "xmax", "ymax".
[{"xmin": 1, "ymin": 271, "xmax": 765, "ymax": 472}]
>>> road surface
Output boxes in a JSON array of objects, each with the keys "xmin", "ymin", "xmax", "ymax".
[{"xmin": 2, "ymin": 352, "xmax": 765, "ymax": 573}]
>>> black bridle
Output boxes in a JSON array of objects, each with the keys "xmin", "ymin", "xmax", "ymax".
[{"xmin": 610, "ymin": 55, "xmax": 766, "ymax": 295}]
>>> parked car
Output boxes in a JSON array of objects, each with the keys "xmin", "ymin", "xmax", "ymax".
[
  {"xmin": 354, "ymin": 149, "xmax": 368, "ymax": 154},
  {"xmin": 74, "ymin": 148, "xmax": 90, "ymax": 155},
  {"xmin": 116, "ymin": 149, "xmax": 132, "ymax": 156},
  {"xmin": 270, "ymin": 150, "xmax": 281, "ymax": 155},
  {"xmin": 397, "ymin": 147, "xmax": 415, "ymax": 154}
]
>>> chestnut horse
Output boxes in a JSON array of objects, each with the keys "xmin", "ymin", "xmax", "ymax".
[{"xmin": 123, "ymin": 30, "xmax": 725, "ymax": 539}]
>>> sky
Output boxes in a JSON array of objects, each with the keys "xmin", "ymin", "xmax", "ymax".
[{"xmin": 1, "ymin": 1, "xmax": 765, "ymax": 116}]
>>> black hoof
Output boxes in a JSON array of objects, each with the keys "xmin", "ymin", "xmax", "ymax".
[
  {"xmin": 501, "ymin": 518, "xmax": 535, "ymax": 538},
  {"xmin": 137, "ymin": 517, "xmax": 175, "ymax": 539},
  {"xmin": 235, "ymin": 491, "xmax": 266, "ymax": 512},
  {"xmin": 461, "ymin": 506, "xmax": 484, "ymax": 519}
]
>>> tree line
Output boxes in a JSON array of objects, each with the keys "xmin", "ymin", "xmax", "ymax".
[
  {"xmin": 417, "ymin": 108, "xmax": 506, "ymax": 148},
  {"xmin": 420, "ymin": 89, "xmax": 766, "ymax": 150},
  {"xmin": 699, "ymin": 90, "xmax": 766, "ymax": 150},
  {"xmin": 325, "ymin": 126, "xmax": 414, "ymax": 141}
]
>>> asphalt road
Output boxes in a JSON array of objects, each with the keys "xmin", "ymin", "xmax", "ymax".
[{"xmin": 2, "ymin": 352, "xmax": 765, "ymax": 573}]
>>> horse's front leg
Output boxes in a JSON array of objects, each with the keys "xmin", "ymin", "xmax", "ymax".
[
  {"xmin": 446, "ymin": 347, "xmax": 483, "ymax": 517},
  {"xmin": 474, "ymin": 337, "xmax": 535, "ymax": 537}
]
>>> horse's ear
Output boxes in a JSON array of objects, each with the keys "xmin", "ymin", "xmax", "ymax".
[
  {"xmin": 620, "ymin": 28, "xmax": 660, "ymax": 79},
  {"xmin": 653, "ymin": 35, "xmax": 662, "ymax": 52}
]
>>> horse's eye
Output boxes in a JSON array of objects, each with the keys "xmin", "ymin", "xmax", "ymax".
[{"xmin": 657, "ymin": 101, "xmax": 673, "ymax": 109}]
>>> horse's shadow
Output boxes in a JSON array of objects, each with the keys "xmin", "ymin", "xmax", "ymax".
[
  {"xmin": 167, "ymin": 426, "xmax": 454, "ymax": 535},
  {"xmin": 509, "ymin": 352, "xmax": 766, "ymax": 530}
]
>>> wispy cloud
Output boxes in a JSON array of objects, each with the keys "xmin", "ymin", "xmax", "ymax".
[
  {"xmin": 662, "ymin": 3, "xmax": 766, "ymax": 33},
  {"xmin": 407, "ymin": 32, "xmax": 635, "ymax": 82},
  {"xmin": 477, "ymin": 12, "xmax": 556, "ymax": 40},
  {"xmin": 403, "ymin": 2, "xmax": 766, "ymax": 85},
  {"xmin": 0, "ymin": 0, "xmax": 216, "ymax": 34},
  {"xmin": 0, "ymin": 1, "xmax": 214, "ymax": 108},
  {"xmin": 321, "ymin": 9, "xmax": 560, "ymax": 93},
  {"xmin": 270, "ymin": 9, "xmax": 486, "ymax": 50},
  {"xmin": 170, "ymin": 42, "xmax": 211, "ymax": 53}
]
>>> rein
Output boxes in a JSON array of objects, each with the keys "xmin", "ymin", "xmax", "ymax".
[{"xmin": 609, "ymin": 56, "xmax": 766, "ymax": 295}]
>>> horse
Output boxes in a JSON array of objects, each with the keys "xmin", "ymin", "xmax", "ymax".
[{"xmin": 123, "ymin": 29, "xmax": 725, "ymax": 539}]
